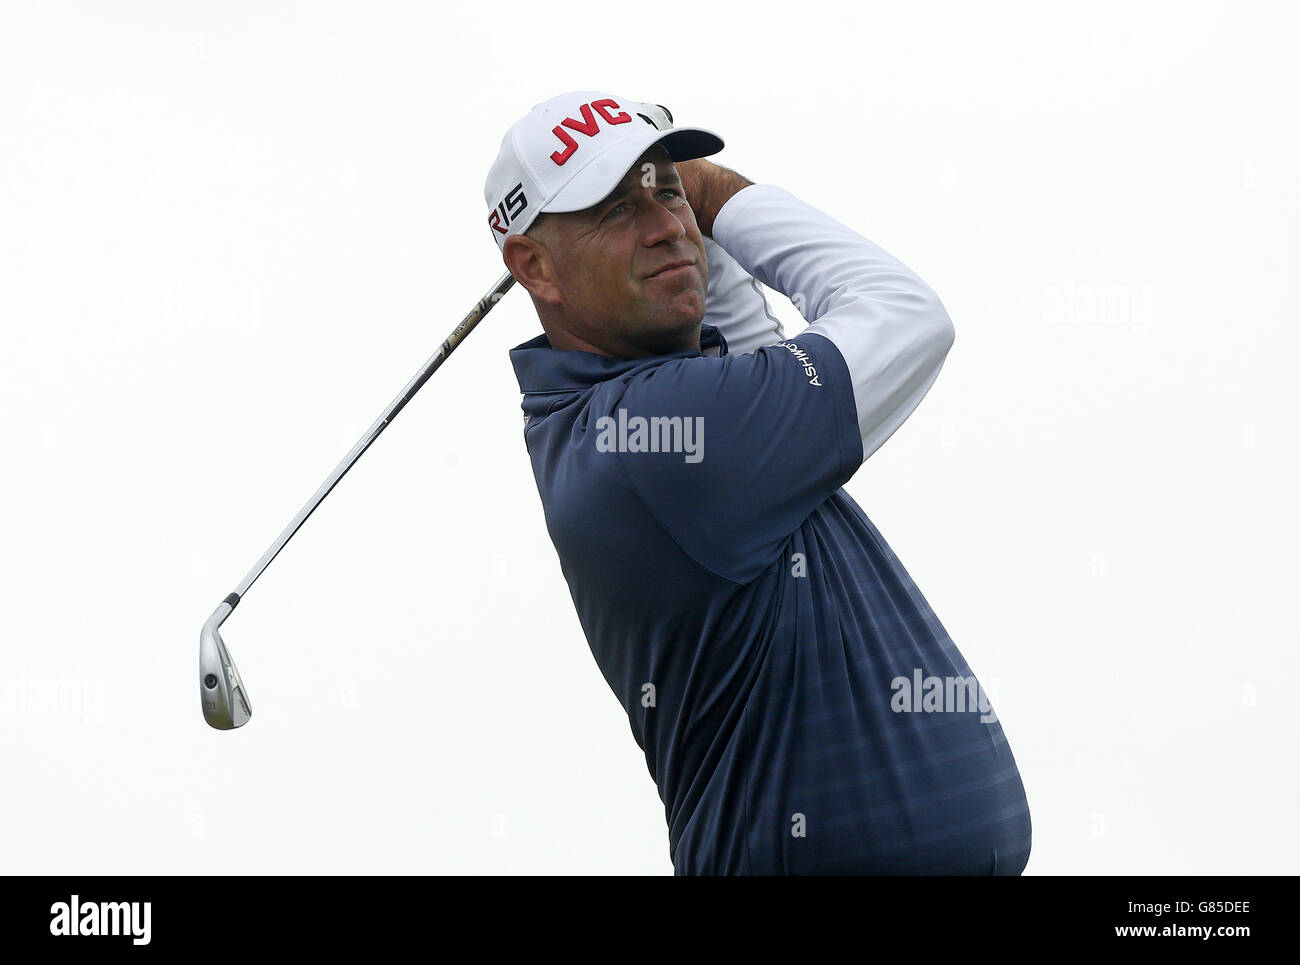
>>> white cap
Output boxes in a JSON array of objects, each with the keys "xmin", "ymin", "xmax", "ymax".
[{"xmin": 483, "ymin": 90, "xmax": 724, "ymax": 251}]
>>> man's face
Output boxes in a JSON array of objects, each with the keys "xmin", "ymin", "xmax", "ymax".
[{"xmin": 522, "ymin": 144, "xmax": 709, "ymax": 359}]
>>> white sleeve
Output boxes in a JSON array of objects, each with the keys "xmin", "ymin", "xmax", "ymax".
[
  {"xmin": 700, "ymin": 236, "xmax": 784, "ymax": 355},
  {"xmin": 710, "ymin": 184, "xmax": 956, "ymax": 463}
]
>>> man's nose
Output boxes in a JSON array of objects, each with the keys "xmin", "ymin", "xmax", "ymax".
[{"xmin": 639, "ymin": 191, "xmax": 687, "ymax": 245}]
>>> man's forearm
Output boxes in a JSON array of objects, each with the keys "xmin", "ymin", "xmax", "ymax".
[
  {"xmin": 678, "ymin": 159, "xmax": 754, "ymax": 237},
  {"xmin": 710, "ymin": 183, "xmax": 955, "ymax": 465}
]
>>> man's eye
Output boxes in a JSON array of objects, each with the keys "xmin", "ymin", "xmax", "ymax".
[{"xmin": 604, "ymin": 190, "xmax": 682, "ymax": 221}]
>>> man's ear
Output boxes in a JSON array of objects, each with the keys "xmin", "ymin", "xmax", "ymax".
[{"xmin": 504, "ymin": 234, "xmax": 563, "ymax": 306}]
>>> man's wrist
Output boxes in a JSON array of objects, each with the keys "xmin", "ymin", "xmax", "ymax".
[{"xmin": 684, "ymin": 162, "xmax": 754, "ymax": 237}]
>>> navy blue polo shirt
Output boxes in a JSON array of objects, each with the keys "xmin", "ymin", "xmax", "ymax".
[{"xmin": 509, "ymin": 321, "xmax": 1031, "ymax": 874}]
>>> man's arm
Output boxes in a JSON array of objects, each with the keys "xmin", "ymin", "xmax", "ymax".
[
  {"xmin": 612, "ymin": 167, "xmax": 955, "ymax": 582},
  {"xmin": 710, "ymin": 182, "xmax": 955, "ymax": 465},
  {"xmin": 681, "ymin": 160, "xmax": 786, "ymax": 354},
  {"xmin": 677, "ymin": 158, "xmax": 751, "ymax": 238}
]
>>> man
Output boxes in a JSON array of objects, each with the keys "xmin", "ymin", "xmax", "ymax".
[{"xmin": 484, "ymin": 90, "xmax": 1031, "ymax": 874}]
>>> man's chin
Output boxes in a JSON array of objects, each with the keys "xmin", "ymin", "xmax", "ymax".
[{"xmin": 657, "ymin": 288, "xmax": 706, "ymax": 328}]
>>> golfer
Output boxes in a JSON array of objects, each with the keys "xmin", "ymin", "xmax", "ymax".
[{"xmin": 485, "ymin": 90, "xmax": 1031, "ymax": 874}]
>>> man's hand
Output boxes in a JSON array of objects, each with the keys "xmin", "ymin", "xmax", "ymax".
[
  {"xmin": 676, "ymin": 158, "xmax": 754, "ymax": 238},
  {"xmin": 625, "ymin": 98, "xmax": 753, "ymax": 237}
]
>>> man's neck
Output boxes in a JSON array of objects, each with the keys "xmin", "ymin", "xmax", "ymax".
[{"xmin": 544, "ymin": 323, "xmax": 701, "ymax": 360}]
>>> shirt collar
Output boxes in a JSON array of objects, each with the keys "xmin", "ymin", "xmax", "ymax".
[{"xmin": 509, "ymin": 323, "xmax": 729, "ymax": 402}]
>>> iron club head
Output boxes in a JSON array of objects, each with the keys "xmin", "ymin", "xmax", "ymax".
[{"xmin": 200, "ymin": 593, "xmax": 252, "ymax": 729}]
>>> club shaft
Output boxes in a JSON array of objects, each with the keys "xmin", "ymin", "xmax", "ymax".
[{"xmin": 232, "ymin": 271, "xmax": 517, "ymax": 600}]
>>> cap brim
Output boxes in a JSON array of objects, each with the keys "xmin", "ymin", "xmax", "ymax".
[{"xmin": 542, "ymin": 126, "xmax": 725, "ymax": 215}]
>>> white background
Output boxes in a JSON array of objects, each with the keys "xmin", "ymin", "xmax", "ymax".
[{"xmin": 1, "ymin": 0, "xmax": 1295, "ymax": 875}]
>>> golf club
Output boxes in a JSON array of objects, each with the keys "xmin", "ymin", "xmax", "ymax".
[{"xmin": 200, "ymin": 270, "xmax": 517, "ymax": 729}]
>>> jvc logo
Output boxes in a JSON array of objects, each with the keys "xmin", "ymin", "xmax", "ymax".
[
  {"xmin": 488, "ymin": 182, "xmax": 528, "ymax": 236},
  {"xmin": 548, "ymin": 98, "xmax": 631, "ymax": 165},
  {"xmin": 49, "ymin": 894, "xmax": 151, "ymax": 945}
]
